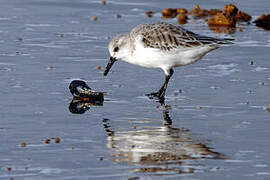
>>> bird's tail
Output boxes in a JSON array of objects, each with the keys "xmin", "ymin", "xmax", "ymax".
[
  {"xmin": 218, "ymin": 38, "xmax": 234, "ymax": 45},
  {"xmin": 196, "ymin": 35, "xmax": 234, "ymax": 45}
]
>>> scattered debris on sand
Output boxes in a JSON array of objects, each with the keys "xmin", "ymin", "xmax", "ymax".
[
  {"xmin": 45, "ymin": 139, "xmax": 51, "ymax": 144},
  {"xmin": 92, "ymin": 16, "xmax": 98, "ymax": 21},
  {"xmin": 267, "ymin": 104, "xmax": 270, "ymax": 113},
  {"xmin": 21, "ymin": 142, "xmax": 27, "ymax": 147},
  {"xmin": 145, "ymin": 11, "xmax": 154, "ymax": 18},
  {"xmin": 101, "ymin": 0, "xmax": 106, "ymax": 5},
  {"xmin": 45, "ymin": 137, "xmax": 61, "ymax": 144},
  {"xmin": 55, "ymin": 137, "xmax": 61, "ymax": 144},
  {"xmin": 151, "ymin": 4, "xmax": 256, "ymax": 33}
]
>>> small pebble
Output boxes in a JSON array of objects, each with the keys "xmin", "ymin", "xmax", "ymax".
[
  {"xmin": 55, "ymin": 137, "xmax": 61, "ymax": 144},
  {"xmin": 17, "ymin": 37, "xmax": 23, "ymax": 41},
  {"xmin": 59, "ymin": 34, "xmax": 64, "ymax": 38},
  {"xmin": 21, "ymin": 142, "xmax": 27, "ymax": 147},
  {"xmin": 116, "ymin": 14, "xmax": 122, "ymax": 18},
  {"xmin": 239, "ymin": 27, "xmax": 243, "ymax": 32},
  {"xmin": 101, "ymin": 0, "xmax": 106, "ymax": 5},
  {"xmin": 96, "ymin": 65, "xmax": 101, "ymax": 70},
  {"xmin": 45, "ymin": 139, "xmax": 51, "ymax": 144},
  {"xmin": 47, "ymin": 66, "xmax": 55, "ymax": 70},
  {"xmin": 7, "ymin": 167, "xmax": 12, "ymax": 172},
  {"xmin": 145, "ymin": 11, "xmax": 153, "ymax": 18},
  {"xmin": 267, "ymin": 104, "xmax": 270, "ymax": 112},
  {"xmin": 99, "ymin": 157, "xmax": 104, "ymax": 161},
  {"xmin": 92, "ymin": 16, "xmax": 98, "ymax": 21}
]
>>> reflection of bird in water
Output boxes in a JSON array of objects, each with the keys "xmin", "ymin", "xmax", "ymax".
[{"xmin": 103, "ymin": 103, "xmax": 226, "ymax": 175}]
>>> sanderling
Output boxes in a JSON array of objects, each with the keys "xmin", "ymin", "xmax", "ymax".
[{"xmin": 104, "ymin": 22, "xmax": 233, "ymax": 102}]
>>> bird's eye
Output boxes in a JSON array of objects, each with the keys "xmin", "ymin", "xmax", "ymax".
[{"xmin": 113, "ymin": 47, "xmax": 119, "ymax": 52}]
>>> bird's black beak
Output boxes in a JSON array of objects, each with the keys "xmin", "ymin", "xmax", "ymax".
[{"xmin": 104, "ymin": 56, "xmax": 117, "ymax": 76}]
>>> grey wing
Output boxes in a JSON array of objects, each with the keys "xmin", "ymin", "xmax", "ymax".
[
  {"xmin": 131, "ymin": 23, "xmax": 233, "ymax": 51},
  {"xmin": 176, "ymin": 25, "xmax": 234, "ymax": 46}
]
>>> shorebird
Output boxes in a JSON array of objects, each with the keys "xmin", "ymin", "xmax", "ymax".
[{"xmin": 104, "ymin": 22, "xmax": 232, "ymax": 102}]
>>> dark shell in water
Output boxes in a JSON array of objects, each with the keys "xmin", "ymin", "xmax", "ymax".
[{"xmin": 69, "ymin": 80, "xmax": 104, "ymax": 102}]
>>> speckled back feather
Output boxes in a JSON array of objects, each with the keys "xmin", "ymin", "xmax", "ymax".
[{"xmin": 130, "ymin": 22, "xmax": 233, "ymax": 52}]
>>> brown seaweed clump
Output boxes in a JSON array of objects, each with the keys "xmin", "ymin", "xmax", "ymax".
[
  {"xmin": 208, "ymin": 12, "xmax": 236, "ymax": 27},
  {"xmin": 235, "ymin": 11, "xmax": 252, "ymax": 22},
  {"xmin": 208, "ymin": 4, "xmax": 238, "ymax": 27},
  {"xmin": 208, "ymin": 4, "xmax": 252, "ymax": 28},
  {"xmin": 189, "ymin": 5, "xmax": 222, "ymax": 19},
  {"xmin": 176, "ymin": 8, "xmax": 188, "ymax": 15},
  {"xmin": 254, "ymin": 14, "xmax": 270, "ymax": 30},
  {"xmin": 208, "ymin": 9, "xmax": 222, "ymax": 16},
  {"xmin": 223, "ymin": 4, "xmax": 238, "ymax": 16},
  {"xmin": 177, "ymin": 14, "xmax": 188, "ymax": 25},
  {"xmin": 162, "ymin": 8, "xmax": 177, "ymax": 19},
  {"xmin": 189, "ymin": 5, "xmax": 210, "ymax": 19},
  {"xmin": 162, "ymin": 8, "xmax": 188, "ymax": 19}
]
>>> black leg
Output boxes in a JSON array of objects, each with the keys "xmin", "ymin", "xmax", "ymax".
[{"xmin": 146, "ymin": 68, "xmax": 174, "ymax": 102}]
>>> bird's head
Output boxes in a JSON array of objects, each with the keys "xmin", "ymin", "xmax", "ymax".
[{"xmin": 104, "ymin": 33, "xmax": 130, "ymax": 76}]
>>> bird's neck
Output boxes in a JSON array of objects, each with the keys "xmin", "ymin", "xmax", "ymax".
[{"xmin": 120, "ymin": 37, "xmax": 133, "ymax": 62}]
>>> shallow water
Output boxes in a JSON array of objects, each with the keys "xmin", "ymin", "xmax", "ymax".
[{"xmin": 0, "ymin": 0, "xmax": 270, "ymax": 179}]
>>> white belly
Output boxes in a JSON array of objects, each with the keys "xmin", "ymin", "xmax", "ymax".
[{"xmin": 125, "ymin": 45, "xmax": 219, "ymax": 70}]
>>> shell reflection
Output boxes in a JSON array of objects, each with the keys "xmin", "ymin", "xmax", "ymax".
[{"xmin": 103, "ymin": 106, "xmax": 226, "ymax": 175}]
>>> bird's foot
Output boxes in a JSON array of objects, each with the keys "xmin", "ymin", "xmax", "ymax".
[
  {"xmin": 146, "ymin": 91, "xmax": 160, "ymax": 98},
  {"xmin": 146, "ymin": 91, "xmax": 165, "ymax": 103}
]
